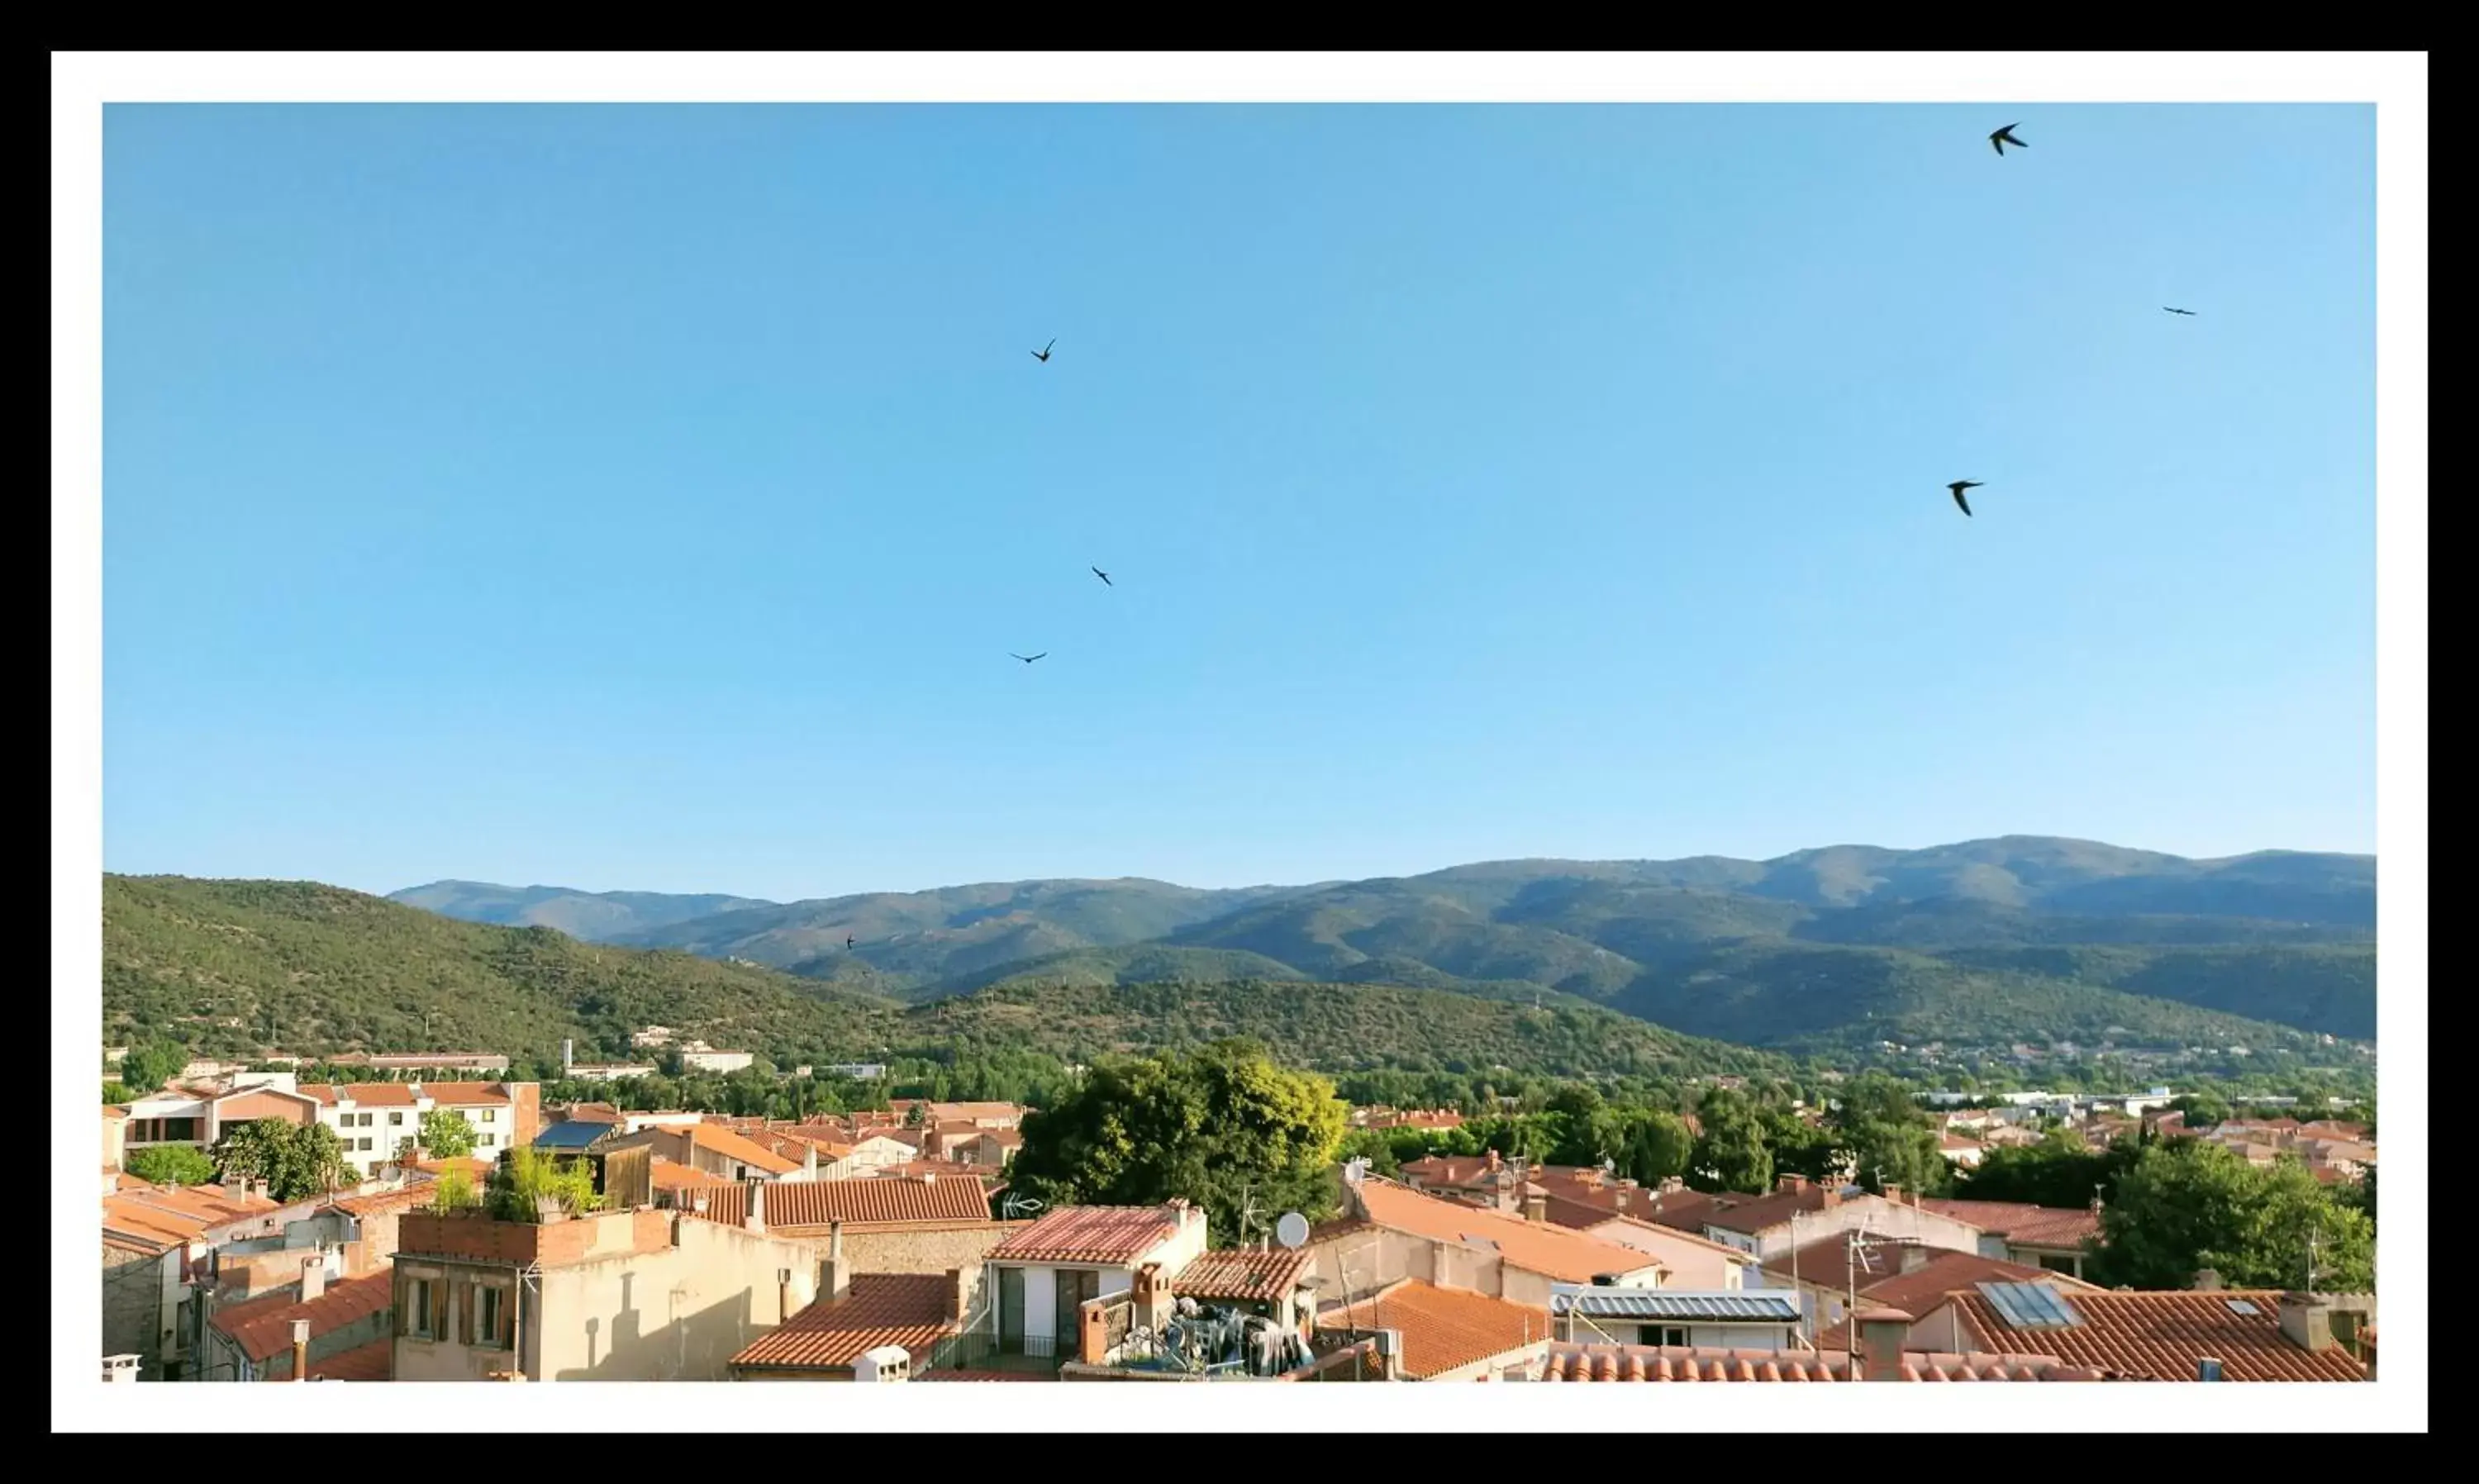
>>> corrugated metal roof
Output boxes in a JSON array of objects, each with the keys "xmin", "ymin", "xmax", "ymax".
[
  {"xmin": 531, "ymin": 1121, "xmax": 610, "ymax": 1150},
  {"xmin": 1549, "ymin": 1289, "xmax": 1801, "ymax": 1323}
]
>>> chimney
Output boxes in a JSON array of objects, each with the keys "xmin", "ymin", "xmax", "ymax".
[
  {"xmin": 1657, "ymin": 1177, "xmax": 1686, "ymax": 1196},
  {"xmin": 2191, "ymin": 1268, "xmax": 2224, "ymax": 1291},
  {"xmin": 1854, "ymin": 1306, "xmax": 1913, "ymax": 1382},
  {"xmin": 819, "ymin": 1221, "xmax": 849, "ymax": 1303},
  {"xmin": 946, "ymin": 1268, "xmax": 972, "ymax": 1326},
  {"xmin": 1372, "ymin": 1328, "xmax": 1404, "ymax": 1381},
  {"xmin": 2330, "ymin": 1309, "xmax": 2366, "ymax": 1360},
  {"xmin": 1898, "ymin": 1244, "xmax": 1933, "ymax": 1275},
  {"xmin": 778, "ymin": 1268, "xmax": 795, "ymax": 1323},
  {"xmin": 2278, "ymin": 1291, "xmax": 2335, "ymax": 1353},
  {"xmin": 289, "ymin": 1319, "xmax": 311, "ymax": 1381},
  {"xmin": 297, "ymin": 1254, "xmax": 326, "ymax": 1304},
  {"xmin": 744, "ymin": 1178, "xmax": 766, "ymax": 1234},
  {"xmin": 1486, "ymin": 1149, "xmax": 1501, "ymax": 1172},
  {"xmin": 1777, "ymin": 1174, "xmax": 1809, "ymax": 1196},
  {"xmin": 1522, "ymin": 1190, "xmax": 1547, "ymax": 1224},
  {"xmin": 1881, "ymin": 1182, "xmax": 1902, "ymax": 1205}
]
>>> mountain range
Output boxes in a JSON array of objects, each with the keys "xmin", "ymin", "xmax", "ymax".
[{"xmin": 390, "ymin": 837, "xmax": 2377, "ymax": 1054}]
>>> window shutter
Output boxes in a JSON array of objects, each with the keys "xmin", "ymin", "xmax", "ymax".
[
  {"xmin": 497, "ymin": 1287, "xmax": 514, "ymax": 1347},
  {"xmin": 463, "ymin": 1281, "xmax": 477, "ymax": 1346}
]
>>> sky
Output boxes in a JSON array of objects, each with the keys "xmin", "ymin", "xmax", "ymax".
[{"xmin": 100, "ymin": 103, "xmax": 2377, "ymax": 901}]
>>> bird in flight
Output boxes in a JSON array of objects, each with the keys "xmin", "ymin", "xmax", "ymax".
[
  {"xmin": 1031, "ymin": 338, "xmax": 1055, "ymax": 364},
  {"xmin": 1948, "ymin": 480, "xmax": 1985, "ymax": 516},
  {"xmin": 2163, "ymin": 306, "xmax": 2198, "ymax": 316},
  {"xmin": 1989, "ymin": 123, "xmax": 2028, "ymax": 156},
  {"xmin": 1011, "ymin": 651, "xmax": 1048, "ymax": 664},
  {"xmin": 1092, "ymin": 566, "xmax": 1112, "ymax": 587},
  {"xmin": 846, "ymin": 934, "xmax": 855, "ymax": 951}
]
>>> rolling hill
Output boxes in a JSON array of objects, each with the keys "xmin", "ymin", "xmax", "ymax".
[
  {"xmin": 102, "ymin": 877, "xmax": 1791, "ymax": 1082},
  {"xmin": 387, "ymin": 881, "xmax": 780, "ymax": 941},
  {"xmin": 386, "ymin": 837, "xmax": 2377, "ymax": 1054}
]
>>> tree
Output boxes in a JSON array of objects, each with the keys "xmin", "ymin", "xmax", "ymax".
[
  {"xmin": 118, "ymin": 1041, "xmax": 186, "ymax": 1096},
  {"xmin": 1689, "ymin": 1089, "xmax": 1772, "ymax": 1194},
  {"xmin": 431, "ymin": 1164, "xmax": 481, "ymax": 1212},
  {"xmin": 212, "ymin": 1120, "xmax": 349, "ymax": 1202},
  {"xmin": 1619, "ymin": 1111, "xmax": 1693, "ymax": 1187},
  {"xmin": 126, "ymin": 1144, "xmax": 216, "ymax": 1187},
  {"xmin": 2086, "ymin": 1143, "xmax": 2374, "ymax": 1292},
  {"xmin": 1007, "ymin": 1039, "xmax": 1349, "ymax": 1241},
  {"xmin": 487, "ymin": 1147, "xmax": 600, "ymax": 1222},
  {"xmin": 416, "ymin": 1108, "xmax": 477, "ymax": 1159},
  {"xmin": 102, "ymin": 1082, "xmax": 136, "ymax": 1104},
  {"xmin": 1958, "ymin": 1130, "xmax": 2134, "ymax": 1208},
  {"xmin": 1828, "ymin": 1075, "xmax": 1944, "ymax": 1196},
  {"xmin": 2169, "ymin": 1091, "xmax": 2232, "ymax": 1128}
]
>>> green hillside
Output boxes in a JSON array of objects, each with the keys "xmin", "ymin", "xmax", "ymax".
[
  {"xmin": 910, "ymin": 978, "xmax": 1791, "ymax": 1080},
  {"xmin": 104, "ymin": 875, "xmax": 895, "ymax": 1068}
]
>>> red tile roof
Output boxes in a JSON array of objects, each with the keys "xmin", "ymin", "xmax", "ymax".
[
  {"xmin": 1916, "ymin": 1199, "xmax": 2102, "ymax": 1249},
  {"xmin": 1316, "ymin": 1279, "xmax": 1549, "ymax": 1380},
  {"xmin": 1173, "ymin": 1248, "xmax": 1313, "ymax": 1303},
  {"xmin": 649, "ymin": 1157, "xmax": 736, "ymax": 1191},
  {"xmin": 1934, "ymin": 1287, "xmax": 2369, "ymax": 1382},
  {"xmin": 326, "ymin": 1182, "xmax": 440, "ymax": 1220},
  {"xmin": 988, "ymin": 1206, "xmax": 1181, "ymax": 1264},
  {"xmin": 1691, "ymin": 1186, "xmax": 1836, "ymax": 1237},
  {"xmin": 1539, "ymin": 1343, "xmax": 2106, "ymax": 1382},
  {"xmin": 273, "ymin": 1336, "xmax": 393, "ymax": 1382},
  {"xmin": 1354, "ymin": 1179, "xmax": 1662, "ymax": 1286},
  {"xmin": 729, "ymin": 1275, "xmax": 960, "ymax": 1372},
  {"xmin": 302, "ymin": 1082, "xmax": 418, "ymax": 1106},
  {"xmin": 685, "ymin": 1176, "xmax": 994, "ymax": 1230},
  {"xmin": 1808, "ymin": 1253, "xmax": 2103, "ymax": 1349},
  {"xmin": 418, "ymin": 1082, "xmax": 512, "ymax": 1106},
  {"xmin": 675, "ymin": 1123, "xmax": 801, "ymax": 1175},
  {"xmin": 212, "ymin": 1271, "xmax": 394, "ymax": 1363}
]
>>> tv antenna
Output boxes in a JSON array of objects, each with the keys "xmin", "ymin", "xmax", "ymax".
[
  {"xmin": 1237, "ymin": 1184, "xmax": 1263, "ymax": 1249},
  {"xmin": 998, "ymin": 1192, "xmax": 1045, "ymax": 1220}
]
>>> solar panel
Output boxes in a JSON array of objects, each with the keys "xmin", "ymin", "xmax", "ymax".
[{"xmin": 1978, "ymin": 1281, "xmax": 2083, "ymax": 1329}]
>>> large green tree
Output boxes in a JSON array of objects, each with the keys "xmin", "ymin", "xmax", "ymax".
[
  {"xmin": 125, "ymin": 1144, "xmax": 217, "ymax": 1187},
  {"xmin": 416, "ymin": 1107, "xmax": 478, "ymax": 1159},
  {"xmin": 1828, "ymin": 1074, "xmax": 1945, "ymax": 1195},
  {"xmin": 1619, "ymin": 1111, "xmax": 1694, "ymax": 1187},
  {"xmin": 1958, "ymin": 1129, "xmax": 2139, "ymax": 1207},
  {"xmin": 1689, "ymin": 1089, "xmax": 1773, "ymax": 1195},
  {"xmin": 1007, "ymin": 1039, "xmax": 1349, "ymax": 1241},
  {"xmin": 212, "ymin": 1120, "xmax": 350, "ymax": 1203},
  {"xmin": 2086, "ymin": 1143, "xmax": 2373, "ymax": 1291},
  {"xmin": 117, "ymin": 1041, "xmax": 187, "ymax": 1096}
]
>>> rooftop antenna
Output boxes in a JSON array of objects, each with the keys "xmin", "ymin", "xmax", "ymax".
[
  {"xmin": 1844, "ymin": 1215, "xmax": 1889, "ymax": 1373},
  {"xmin": 1237, "ymin": 1184, "xmax": 1264, "ymax": 1251}
]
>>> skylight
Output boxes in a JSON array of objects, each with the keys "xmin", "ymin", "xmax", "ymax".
[
  {"xmin": 2224, "ymin": 1299, "xmax": 2262, "ymax": 1316},
  {"xmin": 1979, "ymin": 1281, "xmax": 2083, "ymax": 1329}
]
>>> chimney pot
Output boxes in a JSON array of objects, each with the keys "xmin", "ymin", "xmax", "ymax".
[
  {"xmin": 297, "ymin": 1254, "xmax": 326, "ymax": 1304},
  {"xmin": 1853, "ymin": 1306, "xmax": 1913, "ymax": 1382},
  {"xmin": 289, "ymin": 1318, "xmax": 311, "ymax": 1381},
  {"xmin": 744, "ymin": 1178, "xmax": 766, "ymax": 1233}
]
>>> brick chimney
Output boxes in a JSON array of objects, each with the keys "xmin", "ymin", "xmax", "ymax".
[
  {"xmin": 1880, "ymin": 1182, "xmax": 1902, "ymax": 1205},
  {"xmin": 297, "ymin": 1253, "xmax": 326, "ymax": 1304},
  {"xmin": 744, "ymin": 1178, "xmax": 767, "ymax": 1234},
  {"xmin": 1523, "ymin": 1189, "xmax": 1548, "ymax": 1223},
  {"xmin": 289, "ymin": 1318, "xmax": 311, "ymax": 1381},
  {"xmin": 1854, "ymin": 1306, "xmax": 1913, "ymax": 1381},
  {"xmin": 1777, "ymin": 1174, "xmax": 1809, "ymax": 1196},
  {"xmin": 819, "ymin": 1220, "xmax": 849, "ymax": 1303},
  {"xmin": 1132, "ymin": 1261, "xmax": 1173, "ymax": 1334}
]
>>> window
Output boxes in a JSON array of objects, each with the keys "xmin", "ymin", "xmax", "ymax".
[
  {"xmin": 2037, "ymin": 1253, "xmax": 2079, "ymax": 1274},
  {"xmin": 478, "ymin": 1134, "xmax": 494, "ymax": 1148},
  {"xmin": 476, "ymin": 1286, "xmax": 505, "ymax": 1348},
  {"xmin": 389, "ymin": 1112, "xmax": 403, "ymax": 1125},
  {"xmin": 407, "ymin": 1279, "xmax": 435, "ymax": 1339},
  {"xmin": 1643, "ymin": 1325, "xmax": 1690, "ymax": 1348},
  {"xmin": 479, "ymin": 1109, "xmax": 496, "ymax": 1123},
  {"xmin": 358, "ymin": 1137, "xmax": 373, "ymax": 1152}
]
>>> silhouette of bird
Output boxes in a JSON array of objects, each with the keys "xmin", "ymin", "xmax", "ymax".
[
  {"xmin": 1948, "ymin": 480, "xmax": 1985, "ymax": 516},
  {"xmin": 1031, "ymin": 338, "xmax": 1055, "ymax": 364},
  {"xmin": 1990, "ymin": 123, "xmax": 2028, "ymax": 156},
  {"xmin": 1011, "ymin": 651, "xmax": 1047, "ymax": 664},
  {"xmin": 2163, "ymin": 306, "xmax": 2197, "ymax": 316},
  {"xmin": 846, "ymin": 934, "xmax": 855, "ymax": 951},
  {"xmin": 1092, "ymin": 566, "xmax": 1111, "ymax": 587}
]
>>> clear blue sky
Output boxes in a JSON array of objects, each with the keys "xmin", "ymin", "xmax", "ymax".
[{"xmin": 102, "ymin": 104, "xmax": 2375, "ymax": 901}]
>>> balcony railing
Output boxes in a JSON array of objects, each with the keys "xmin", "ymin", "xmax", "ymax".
[{"xmin": 921, "ymin": 1326, "xmax": 1066, "ymax": 1375}]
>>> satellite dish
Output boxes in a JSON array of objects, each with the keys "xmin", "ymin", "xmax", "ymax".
[{"xmin": 1274, "ymin": 1211, "xmax": 1311, "ymax": 1250}]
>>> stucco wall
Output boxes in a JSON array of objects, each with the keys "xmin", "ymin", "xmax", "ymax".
[
  {"xmin": 1587, "ymin": 1220, "xmax": 1752, "ymax": 1289},
  {"xmin": 826, "ymin": 1221, "xmax": 1008, "ymax": 1277}
]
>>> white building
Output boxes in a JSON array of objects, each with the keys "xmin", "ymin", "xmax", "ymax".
[
  {"xmin": 678, "ymin": 1049, "xmax": 755, "ymax": 1074},
  {"xmin": 297, "ymin": 1081, "xmax": 538, "ymax": 1181}
]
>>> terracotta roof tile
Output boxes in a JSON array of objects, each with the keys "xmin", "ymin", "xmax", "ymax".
[
  {"xmin": 1316, "ymin": 1279, "xmax": 1549, "ymax": 1379},
  {"xmin": 326, "ymin": 1182, "xmax": 440, "ymax": 1220},
  {"xmin": 302, "ymin": 1082, "xmax": 418, "ymax": 1106},
  {"xmin": 649, "ymin": 1158, "xmax": 736, "ymax": 1191},
  {"xmin": 1539, "ymin": 1342, "xmax": 2106, "ymax": 1382},
  {"xmin": 1939, "ymin": 1287, "xmax": 2369, "ymax": 1382},
  {"xmin": 1917, "ymin": 1199, "xmax": 2102, "ymax": 1249},
  {"xmin": 1806, "ymin": 1252, "xmax": 2102, "ymax": 1349},
  {"xmin": 679, "ymin": 1123, "xmax": 801, "ymax": 1175},
  {"xmin": 685, "ymin": 1177, "xmax": 993, "ymax": 1230},
  {"xmin": 212, "ymin": 1271, "xmax": 394, "ymax": 1363},
  {"xmin": 1354, "ymin": 1180, "xmax": 1662, "ymax": 1286},
  {"xmin": 988, "ymin": 1206, "xmax": 1181, "ymax": 1264},
  {"xmin": 730, "ymin": 1275, "xmax": 959, "ymax": 1372},
  {"xmin": 269, "ymin": 1336, "xmax": 393, "ymax": 1382},
  {"xmin": 1173, "ymin": 1248, "xmax": 1312, "ymax": 1303},
  {"xmin": 417, "ymin": 1082, "xmax": 511, "ymax": 1106}
]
